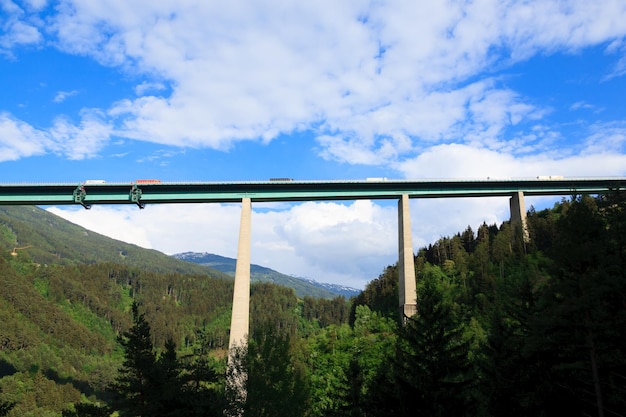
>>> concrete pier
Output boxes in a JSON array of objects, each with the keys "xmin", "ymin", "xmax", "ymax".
[
  {"xmin": 509, "ymin": 191, "xmax": 529, "ymax": 242},
  {"xmin": 398, "ymin": 194, "xmax": 417, "ymax": 319},
  {"xmin": 228, "ymin": 198, "xmax": 252, "ymax": 354}
]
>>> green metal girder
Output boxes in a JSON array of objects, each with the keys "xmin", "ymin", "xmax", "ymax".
[{"xmin": 0, "ymin": 178, "xmax": 624, "ymax": 207}]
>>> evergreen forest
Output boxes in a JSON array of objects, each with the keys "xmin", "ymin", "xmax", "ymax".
[{"xmin": 0, "ymin": 193, "xmax": 624, "ymax": 416}]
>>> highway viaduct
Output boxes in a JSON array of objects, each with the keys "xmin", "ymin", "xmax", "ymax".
[{"xmin": 1, "ymin": 176, "xmax": 624, "ymax": 353}]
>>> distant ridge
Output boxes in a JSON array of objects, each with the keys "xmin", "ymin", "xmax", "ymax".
[{"xmin": 172, "ymin": 252, "xmax": 361, "ymax": 299}]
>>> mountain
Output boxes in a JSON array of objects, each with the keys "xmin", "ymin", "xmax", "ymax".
[
  {"xmin": 0, "ymin": 206, "xmax": 230, "ymax": 278},
  {"xmin": 0, "ymin": 205, "xmax": 357, "ymax": 299},
  {"xmin": 172, "ymin": 252, "xmax": 361, "ymax": 299}
]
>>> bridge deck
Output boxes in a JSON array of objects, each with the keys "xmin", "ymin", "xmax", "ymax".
[{"xmin": 0, "ymin": 177, "xmax": 624, "ymax": 207}]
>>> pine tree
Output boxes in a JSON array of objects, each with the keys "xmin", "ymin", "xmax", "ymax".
[
  {"xmin": 180, "ymin": 327, "xmax": 226, "ymax": 417},
  {"xmin": 393, "ymin": 265, "xmax": 473, "ymax": 417},
  {"xmin": 226, "ymin": 325, "xmax": 309, "ymax": 417},
  {"xmin": 152, "ymin": 338, "xmax": 187, "ymax": 417},
  {"xmin": 111, "ymin": 302, "xmax": 159, "ymax": 417}
]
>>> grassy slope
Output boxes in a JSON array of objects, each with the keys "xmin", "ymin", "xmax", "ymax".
[{"xmin": 0, "ymin": 206, "xmax": 229, "ymax": 278}]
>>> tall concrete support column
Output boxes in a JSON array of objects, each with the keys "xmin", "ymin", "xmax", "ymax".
[
  {"xmin": 398, "ymin": 194, "xmax": 417, "ymax": 320},
  {"xmin": 509, "ymin": 191, "xmax": 530, "ymax": 242},
  {"xmin": 228, "ymin": 197, "xmax": 252, "ymax": 354}
]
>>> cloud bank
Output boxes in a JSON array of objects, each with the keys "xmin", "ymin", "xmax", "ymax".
[{"xmin": 0, "ymin": 0, "xmax": 624, "ymax": 168}]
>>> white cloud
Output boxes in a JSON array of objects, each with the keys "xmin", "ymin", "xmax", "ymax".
[
  {"xmin": 0, "ymin": 110, "xmax": 112, "ymax": 161},
  {"xmin": 397, "ymin": 139, "xmax": 626, "ymax": 178},
  {"xmin": 318, "ymin": 80, "xmax": 546, "ymax": 165},
  {"xmin": 583, "ymin": 122, "xmax": 626, "ymax": 154},
  {"xmin": 53, "ymin": 89, "xmax": 79, "ymax": 103},
  {"xmin": 395, "ymin": 142, "xmax": 626, "ymax": 180},
  {"xmin": 605, "ymin": 54, "xmax": 626, "ymax": 80},
  {"xmin": 47, "ymin": 205, "xmax": 153, "ymax": 248},
  {"xmin": 134, "ymin": 81, "xmax": 165, "ymax": 96},
  {"xmin": 570, "ymin": 101, "xmax": 595, "ymax": 111},
  {"xmin": 0, "ymin": 2, "xmax": 42, "ymax": 54},
  {"xmin": 602, "ymin": 38, "xmax": 626, "ymax": 81},
  {"xmin": 412, "ymin": 197, "xmax": 507, "ymax": 248},
  {"xmin": 31, "ymin": 0, "xmax": 625, "ymax": 159},
  {"xmin": 0, "ymin": 112, "xmax": 50, "ymax": 161},
  {"xmin": 49, "ymin": 110, "xmax": 113, "ymax": 159},
  {"xmin": 21, "ymin": 0, "xmax": 48, "ymax": 11},
  {"xmin": 273, "ymin": 200, "xmax": 397, "ymax": 278},
  {"xmin": 2, "ymin": 20, "xmax": 41, "ymax": 46}
]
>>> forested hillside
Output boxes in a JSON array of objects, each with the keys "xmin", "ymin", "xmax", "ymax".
[
  {"xmin": 349, "ymin": 193, "xmax": 626, "ymax": 417},
  {"xmin": 0, "ymin": 194, "xmax": 624, "ymax": 417},
  {"xmin": 0, "ymin": 206, "xmax": 349, "ymax": 416}
]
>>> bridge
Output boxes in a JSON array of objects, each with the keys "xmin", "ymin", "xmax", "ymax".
[
  {"xmin": 1, "ymin": 176, "xmax": 624, "ymax": 353},
  {"xmin": 0, "ymin": 177, "xmax": 622, "ymax": 206}
]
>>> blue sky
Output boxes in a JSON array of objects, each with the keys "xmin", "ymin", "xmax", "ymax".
[{"xmin": 2, "ymin": 0, "xmax": 626, "ymax": 288}]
